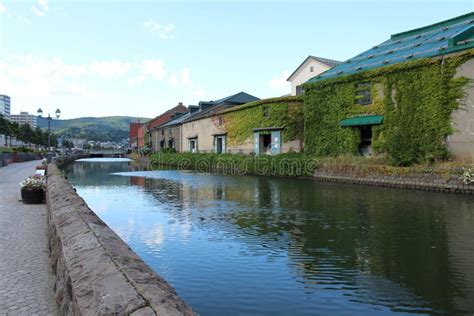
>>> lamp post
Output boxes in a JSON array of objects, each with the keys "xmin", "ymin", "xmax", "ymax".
[{"xmin": 37, "ymin": 108, "xmax": 61, "ymax": 150}]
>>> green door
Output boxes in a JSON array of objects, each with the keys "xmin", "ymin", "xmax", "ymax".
[
  {"xmin": 270, "ymin": 130, "xmax": 281, "ymax": 155},
  {"xmin": 254, "ymin": 132, "xmax": 260, "ymax": 155}
]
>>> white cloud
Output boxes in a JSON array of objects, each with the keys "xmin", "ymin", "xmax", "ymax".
[
  {"xmin": 0, "ymin": 2, "xmax": 6, "ymax": 13},
  {"xmin": 139, "ymin": 59, "xmax": 167, "ymax": 80},
  {"xmin": 0, "ymin": 55, "xmax": 209, "ymax": 118},
  {"xmin": 167, "ymin": 68, "xmax": 206, "ymax": 99},
  {"xmin": 269, "ymin": 70, "xmax": 291, "ymax": 94},
  {"xmin": 31, "ymin": 0, "xmax": 48, "ymax": 17},
  {"xmin": 16, "ymin": 15, "xmax": 32, "ymax": 24},
  {"xmin": 193, "ymin": 87, "xmax": 206, "ymax": 98},
  {"xmin": 7, "ymin": 56, "xmax": 87, "ymax": 81},
  {"xmin": 0, "ymin": 56, "xmax": 102, "ymax": 102},
  {"xmin": 52, "ymin": 84, "xmax": 97, "ymax": 97},
  {"xmin": 90, "ymin": 61, "xmax": 130, "ymax": 78},
  {"xmin": 31, "ymin": 6, "xmax": 45, "ymax": 16},
  {"xmin": 127, "ymin": 76, "xmax": 145, "ymax": 87},
  {"xmin": 38, "ymin": 0, "xmax": 48, "ymax": 11},
  {"xmin": 144, "ymin": 18, "xmax": 175, "ymax": 39},
  {"xmin": 168, "ymin": 68, "xmax": 192, "ymax": 88}
]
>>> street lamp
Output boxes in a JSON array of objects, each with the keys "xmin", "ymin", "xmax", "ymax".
[{"xmin": 37, "ymin": 107, "xmax": 61, "ymax": 150}]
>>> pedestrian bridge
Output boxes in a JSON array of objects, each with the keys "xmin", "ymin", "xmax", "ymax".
[{"xmin": 87, "ymin": 149, "xmax": 127, "ymax": 158}]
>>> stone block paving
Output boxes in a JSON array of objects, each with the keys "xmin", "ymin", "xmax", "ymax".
[{"xmin": 0, "ymin": 161, "xmax": 58, "ymax": 315}]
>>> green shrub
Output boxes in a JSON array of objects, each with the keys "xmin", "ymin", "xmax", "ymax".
[{"xmin": 150, "ymin": 152, "xmax": 319, "ymax": 177}]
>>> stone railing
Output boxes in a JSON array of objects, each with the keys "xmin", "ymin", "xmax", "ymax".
[{"xmin": 46, "ymin": 164, "xmax": 195, "ymax": 315}]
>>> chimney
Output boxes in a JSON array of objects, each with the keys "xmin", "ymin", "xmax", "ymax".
[{"xmin": 178, "ymin": 102, "xmax": 183, "ymax": 106}]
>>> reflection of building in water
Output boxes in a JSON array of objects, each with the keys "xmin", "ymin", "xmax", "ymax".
[
  {"xmin": 143, "ymin": 177, "xmax": 185, "ymax": 209},
  {"xmin": 104, "ymin": 169, "xmax": 474, "ymax": 314},
  {"xmin": 130, "ymin": 176, "xmax": 145, "ymax": 187},
  {"xmin": 444, "ymin": 200, "xmax": 474, "ymax": 312},
  {"xmin": 65, "ymin": 161, "xmax": 132, "ymax": 187}
]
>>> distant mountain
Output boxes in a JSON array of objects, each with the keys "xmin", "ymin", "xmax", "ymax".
[{"xmin": 37, "ymin": 116, "xmax": 150, "ymax": 142}]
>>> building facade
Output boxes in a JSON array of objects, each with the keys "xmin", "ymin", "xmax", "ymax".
[
  {"xmin": 180, "ymin": 92, "xmax": 260, "ymax": 153},
  {"xmin": 129, "ymin": 122, "xmax": 142, "ymax": 149},
  {"xmin": 303, "ymin": 12, "xmax": 474, "ymax": 163},
  {"xmin": 181, "ymin": 96, "xmax": 304, "ymax": 155},
  {"xmin": 151, "ymin": 106, "xmax": 200, "ymax": 152},
  {"xmin": 0, "ymin": 95, "xmax": 11, "ymax": 120},
  {"xmin": 287, "ymin": 56, "xmax": 341, "ymax": 96},
  {"xmin": 10, "ymin": 112, "xmax": 37, "ymax": 128},
  {"xmin": 146, "ymin": 103, "xmax": 187, "ymax": 151}
]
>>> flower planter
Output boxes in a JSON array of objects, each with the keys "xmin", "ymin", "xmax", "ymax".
[{"xmin": 21, "ymin": 188, "xmax": 45, "ymax": 204}]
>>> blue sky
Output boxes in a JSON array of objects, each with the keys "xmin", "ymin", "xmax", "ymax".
[{"xmin": 0, "ymin": 1, "xmax": 473, "ymax": 119}]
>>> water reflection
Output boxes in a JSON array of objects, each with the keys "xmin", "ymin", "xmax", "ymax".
[{"xmin": 66, "ymin": 161, "xmax": 474, "ymax": 315}]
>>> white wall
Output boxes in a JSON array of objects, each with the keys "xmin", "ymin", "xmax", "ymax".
[
  {"xmin": 289, "ymin": 59, "xmax": 332, "ymax": 96},
  {"xmin": 448, "ymin": 57, "xmax": 474, "ymax": 162},
  {"xmin": 181, "ymin": 117, "xmax": 226, "ymax": 153}
]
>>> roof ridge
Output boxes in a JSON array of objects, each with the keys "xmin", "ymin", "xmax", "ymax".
[
  {"xmin": 287, "ymin": 55, "xmax": 341, "ymax": 81},
  {"xmin": 310, "ymin": 55, "xmax": 343, "ymax": 65},
  {"xmin": 391, "ymin": 11, "xmax": 474, "ymax": 40}
]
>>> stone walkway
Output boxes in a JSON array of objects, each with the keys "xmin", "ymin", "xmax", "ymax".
[{"xmin": 0, "ymin": 160, "xmax": 57, "ymax": 315}]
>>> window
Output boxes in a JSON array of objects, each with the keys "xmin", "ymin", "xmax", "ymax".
[
  {"xmin": 355, "ymin": 82, "xmax": 372, "ymax": 105},
  {"xmin": 263, "ymin": 106, "xmax": 270, "ymax": 118},
  {"xmin": 296, "ymin": 85, "xmax": 304, "ymax": 96},
  {"xmin": 169, "ymin": 128, "xmax": 173, "ymax": 136},
  {"xmin": 161, "ymin": 129, "xmax": 164, "ymax": 136},
  {"xmin": 214, "ymin": 135, "xmax": 226, "ymax": 154},
  {"xmin": 310, "ymin": 66, "xmax": 314, "ymax": 72},
  {"xmin": 189, "ymin": 138, "xmax": 198, "ymax": 153}
]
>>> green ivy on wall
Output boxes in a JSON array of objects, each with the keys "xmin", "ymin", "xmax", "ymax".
[
  {"xmin": 221, "ymin": 96, "xmax": 304, "ymax": 146},
  {"xmin": 303, "ymin": 49, "xmax": 473, "ymax": 166}
]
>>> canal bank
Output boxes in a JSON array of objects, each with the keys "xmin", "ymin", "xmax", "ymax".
[
  {"xmin": 148, "ymin": 152, "xmax": 474, "ymax": 194},
  {"xmin": 46, "ymin": 163, "xmax": 195, "ymax": 315}
]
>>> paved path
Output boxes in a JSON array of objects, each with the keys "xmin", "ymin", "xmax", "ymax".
[{"xmin": 0, "ymin": 161, "xmax": 57, "ymax": 315}]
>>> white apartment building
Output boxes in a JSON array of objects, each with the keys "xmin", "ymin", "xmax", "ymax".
[
  {"xmin": 0, "ymin": 95, "xmax": 11, "ymax": 120},
  {"xmin": 10, "ymin": 112, "xmax": 38, "ymax": 128}
]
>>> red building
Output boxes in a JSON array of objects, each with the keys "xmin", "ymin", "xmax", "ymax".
[
  {"xmin": 147, "ymin": 103, "xmax": 187, "ymax": 130},
  {"xmin": 129, "ymin": 122, "xmax": 143, "ymax": 149},
  {"xmin": 137, "ymin": 124, "xmax": 146, "ymax": 148},
  {"xmin": 129, "ymin": 102, "xmax": 187, "ymax": 150}
]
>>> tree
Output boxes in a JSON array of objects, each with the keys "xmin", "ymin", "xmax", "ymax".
[
  {"xmin": 62, "ymin": 139, "xmax": 74, "ymax": 149},
  {"xmin": 9, "ymin": 121, "xmax": 20, "ymax": 146},
  {"xmin": 34, "ymin": 126, "xmax": 45, "ymax": 147},
  {"xmin": 0, "ymin": 115, "xmax": 11, "ymax": 146},
  {"xmin": 18, "ymin": 124, "xmax": 34, "ymax": 147}
]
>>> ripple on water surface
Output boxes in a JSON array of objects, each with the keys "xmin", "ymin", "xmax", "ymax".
[{"xmin": 65, "ymin": 163, "xmax": 474, "ymax": 316}]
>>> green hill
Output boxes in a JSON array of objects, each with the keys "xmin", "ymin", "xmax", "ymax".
[{"xmin": 38, "ymin": 116, "xmax": 150, "ymax": 142}]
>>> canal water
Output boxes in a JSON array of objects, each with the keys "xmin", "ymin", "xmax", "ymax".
[{"xmin": 64, "ymin": 158, "xmax": 474, "ymax": 315}]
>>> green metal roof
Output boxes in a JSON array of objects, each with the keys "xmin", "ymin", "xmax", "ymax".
[
  {"xmin": 308, "ymin": 12, "xmax": 474, "ymax": 83},
  {"xmin": 340, "ymin": 115, "xmax": 384, "ymax": 127}
]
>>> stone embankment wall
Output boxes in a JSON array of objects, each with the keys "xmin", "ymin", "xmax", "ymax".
[
  {"xmin": 312, "ymin": 168, "xmax": 474, "ymax": 194},
  {"xmin": 47, "ymin": 164, "xmax": 195, "ymax": 315},
  {"xmin": 0, "ymin": 152, "xmax": 42, "ymax": 167}
]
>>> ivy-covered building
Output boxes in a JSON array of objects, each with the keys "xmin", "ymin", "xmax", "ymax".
[
  {"xmin": 218, "ymin": 96, "xmax": 304, "ymax": 155},
  {"xmin": 303, "ymin": 12, "xmax": 474, "ymax": 165},
  {"xmin": 177, "ymin": 95, "xmax": 303, "ymax": 155}
]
